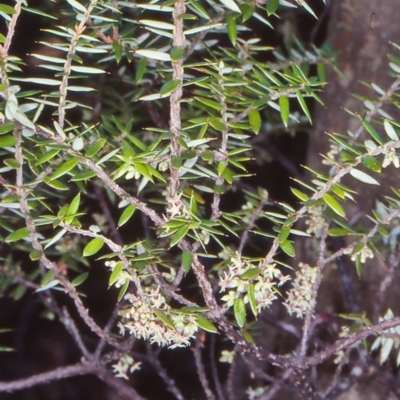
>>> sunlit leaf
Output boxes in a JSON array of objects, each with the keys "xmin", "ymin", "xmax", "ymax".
[
  {"xmin": 279, "ymin": 95, "xmax": 289, "ymax": 128},
  {"xmin": 350, "ymin": 168, "xmax": 380, "ymax": 185},
  {"xmin": 83, "ymin": 237, "xmax": 104, "ymax": 257},
  {"xmin": 323, "ymin": 193, "xmax": 345, "ymax": 218},
  {"xmin": 195, "ymin": 315, "xmax": 218, "ymax": 333}
]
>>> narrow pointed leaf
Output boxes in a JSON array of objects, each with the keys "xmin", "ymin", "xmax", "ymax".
[
  {"xmin": 219, "ymin": 0, "xmax": 241, "ymax": 13},
  {"xmin": 280, "ymin": 239, "xmax": 295, "ymax": 257},
  {"xmin": 267, "ymin": 0, "xmax": 279, "ymax": 15},
  {"xmin": 195, "ymin": 315, "xmax": 218, "ymax": 333},
  {"xmin": 248, "ymin": 108, "xmax": 261, "ymax": 134},
  {"xmin": 279, "ymin": 95, "xmax": 289, "ymax": 128},
  {"xmin": 226, "ymin": 14, "xmax": 237, "ymax": 45},
  {"xmin": 182, "ymin": 250, "xmax": 193, "ymax": 273},
  {"xmin": 83, "ymin": 237, "xmax": 104, "ymax": 257},
  {"xmin": 234, "ymin": 298, "xmax": 246, "ymax": 328},
  {"xmin": 350, "ymin": 168, "xmax": 380, "ymax": 185},
  {"xmin": 118, "ymin": 205, "xmax": 136, "ymax": 227},
  {"xmin": 5, "ymin": 227, "xmax": 30, "ymax": 243},
  {"xmin": 323, "ymin": 193, "xmax": 346, "ymax": 217},
  {"xmin": 384, "ymin": 119, "xmax": 399, "ymax": 141}
]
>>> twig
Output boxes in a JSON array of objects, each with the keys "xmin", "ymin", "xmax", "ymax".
[
  {"xmin": 0, "ymin": 362, "xmax": 97, "ymax": 393},
  {"xmin": 58, "ymin": 0, "xmax": 98, "ymax": 128},
  {"xmin": 210, "ymin": 334, "xmax": 226, "ymax": 400},
  {"xmin": 226, "ymin": 346, "xmax": 238, "ymax": 400},
  {"xmin": 259, "ymin": 368, "xmax": 294, "ymax": 400},
  {"xmin": 146, "ymin": 344, "xmax": 185, "ymax": 400},
  {"xmin": 301, "ymin": 315, "xmax": 400, "ymax": 369},
  {"xmin": 238, "ymin": 193, "xmax": 269, "ymax": 254},
  {"xmin": 60, "ymin": 306, "xmax": 92, "ymax": 360},
  {"xmin": 92, "ymin": 185, "xmax": 123, "ymax": 245},
  {"xmin": 298, "ymin": 225, "xmax": 329, "ymax": 359},
  {"xmin": 168, "ymin": 0, "xmax": 185, "ymax": 201},
  {"xmin": 211, "ymin": 64, "xmax": 229, "ymax": 220},
  {"xmin": 194, "ymin": 333, "xmax": 216, "ymax": 400}
]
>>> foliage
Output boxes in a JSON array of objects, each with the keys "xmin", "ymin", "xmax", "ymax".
[{"xmin": 1, "ymin": 0, "xmax": 400, "ymax": 399}]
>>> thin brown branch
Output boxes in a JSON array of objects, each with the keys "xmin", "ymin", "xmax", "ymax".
[
  {"xmin": 168, "ymin": 0, "xmax": 185, "ymax": 201},
  {"xmin": 194, "ymin": 333, "xmax": 216, "ymax": 400}
]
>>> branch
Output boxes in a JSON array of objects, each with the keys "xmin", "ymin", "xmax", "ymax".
[
  {"xmin": 168, "ymin": 0, "xmax": 185, "ymax": 201},
  {"xmin": 302, "ymin": 316, "xmax": 400, "ymax": 369}
]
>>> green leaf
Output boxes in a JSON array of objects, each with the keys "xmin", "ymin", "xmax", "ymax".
[
  {"xmin": 226, "ymin": 14, "xmax": 237, "ymax": 46},
  {"xmin": 362, "ymin": 120, "xmax": 383, "ymax": 144},
  {"xmin": 267, "ymin": 0, "xmax": 279, "ymax": 15},
  {"xmin": 118, "ymin": 279, "xmax": 130, "ymax": 301},
  {"xmin": 70, "ymin": 171, "xmax": 97, "ymax": 181},
  {"xmin": 241, "ymin": 268, "xmax": 261, "ymax": 280},
  {"xmin": 72, "ymin": 272, "xmax": 89, "ymax": 287},
  {"xmin": 182, "ymin": 250, "xmax": 193, "ymax": 273},
  {"xmin": 0, "ymin": 135, "xmax": 16, "ymax": 148},
  {"xmin": 328, "ymin": 228, "xmax": 350, "ymax": 236},
  {"xmin": 66, "ymin": 192, "xmax": 81, "ymax": 217},
  {"xmin": 195, "ymin": 315, "xmax": 218, "ymax": 333},
  {"xmin": 234, "ymin": 298, "xmax": 246, "ymax": 328},
  {"xmin": 109, "ymin": 262, "xmax": 124, "ymax": 286},
  {"xmin": 317, "ymin": 63, "xmax": 326, "ymax": 83},
  {"xmin": 291, "ymin": 188, "xmax": 309, "ymax": 201},
  {"xmin": 195, "ymin": 97, "xmax": 223, "ymax": 111},
  {"xmin": 362, "ymin": 155, "xmax": 381, "ymax": 173},
  {"xmin": 280, "ymin": 239, "xmax": 295, "ymax": 257},
  {"xmin": 5, "ymin": 227, "xmax": 30, "ymax": 243},
  {"xmin": 248, "ymin": 108, "xmax": 261, "ymax": 134},
  {"xmin": 279, "ymin": 225, "xmax": 291, "ymax": 243},
  {"xmin": 135, "ymin": 58, "xmax": 147, "ymax": 83},
  {"xmin": 241, "ymin": 5, "xmax": 254, "ymax": 21},
  {"xmin": 322, "ymin": 193, "xmax": 346, "ymax": 218},
  {"xmin": 154, "ymin": 310, "xmax": 175, "ymax": 329},
  {"xmin": 83, "ymin": 237, "xmax": 104, "ymax": 257},
  {"xmin": 296, "ymin": 92, "xmax": 311, "ymax": 124},
  {"xmin": 85, "ymin": 138, "xmax": 106, "ymax": 157},
  {"xmin": 113, "ymin": 42, "xmax": 123, "ymax": 64},
  {"xmin": 50, "ymin": 158, "xmax": 78, "ymax": 180},
  {"xmin": 247, "ymin": 283, "xmax": 258, "ymax": 316},
  {"xmin": 170, "ymin": 225, "xmax": 189, "ymax": 248},
  {"xmin": 188, "ymin": 0, "xmax": 210, "ymax": 19},
  {"xmin": 209, "ymin": 117, "xmax": 226, "ymax": 131},
  {"xmin": 0, "ymin": 4, "xmax": 16, "ymax": 14},
  {"xmin": 279, "ymin": 95, "xmax": 289, "ymax": 128},
  {"xmin": 118, "ymin": 204, "xmax": 136, "ymax": 227},
  {"xmin": 218, "ymin": 161, "xmax": 227, "ymax": 176},
  {"xmin": 160, "ymin": 79, "xmax": 180, "ymax": 95},
  {"xmin": 350, "ymin": 168, "xmax": 380, "ymax": 185},
  {"xmin": 35, "ymin": 149, "xmax": 60, "ymax": 166},
  {"xmin": 170, "ymin": 46, "xmax": 185, "ymax": 61},
  {"xmin": 0, "ymin": 122, "xmax": 15, "ymax": 134}
]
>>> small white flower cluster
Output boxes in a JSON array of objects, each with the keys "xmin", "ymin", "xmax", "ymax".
[
  {"xmin": 219, "ymin": 253, "xmax": 290, "ymax": 312},
  {"xmin": 349, "ymin": 244, "xmax": 374, "ymax": 264},
  {"xmin": 112, "ymin": 354, "xmax": 141, "ymax": 380},
  {"xmin": 166, "ymin": 193, "xmax": 189, "ymax": 219},
  {"xmin": 305, "ymin": 205, "xmax": 327, "ymax": 238},
  {"xmin": 284, "ymin": 262, "xmax": 317, "ymax": 318},
  {"xmin": 246, "ymin": 386, "xmax": 268, "ymax": 400},
  {"xmin": 118, "ymin": 287, "xmax": 199, "ymax": 348},
  {"xmin": 382, "ymin": 148, "xmax": 400, "ymax": 168}
]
